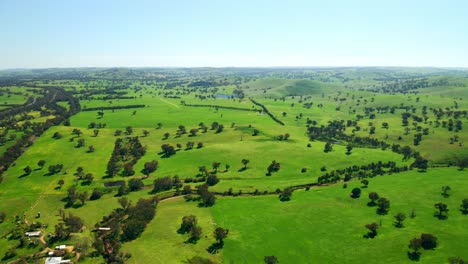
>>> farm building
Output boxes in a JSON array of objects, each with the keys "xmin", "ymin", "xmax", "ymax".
[
  {"xmin": 44, "ymin": 257, "xmax": 71, "ymax": 264},
  {"xmin": 25, "ymin": 231, "xmax": 42, "ymax": 237}
]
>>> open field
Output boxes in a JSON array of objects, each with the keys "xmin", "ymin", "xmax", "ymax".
[{"xmin": 0, "ymin": 67, "xmax": 466, "ymax": 263}]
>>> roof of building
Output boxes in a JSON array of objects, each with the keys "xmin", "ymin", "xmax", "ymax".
[{"xmin": 25, "ymin": 231, "xmax": 42, "ymax": 237}]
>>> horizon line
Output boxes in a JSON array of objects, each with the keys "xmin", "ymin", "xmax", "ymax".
[{"xmin": 2, "ymin": 65, "xmax": 468, "ymax": 71}]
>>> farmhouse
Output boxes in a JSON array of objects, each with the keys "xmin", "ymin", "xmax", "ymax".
[
  {"xmin": 44, "ymin": 257, "xmax": 71, "ymax": 264},
  {"xmin": 25, "ymin": 231, "xmax": 42, "ymax": 237}
]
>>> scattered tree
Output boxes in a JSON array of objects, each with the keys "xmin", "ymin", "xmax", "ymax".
[
  {"xmin": 394, "ymin": 212, "xmax": 406, "ymax": 228},
  {"xmin": 351, "ymin": 187, "xmax": 361, "ymax": 198}
]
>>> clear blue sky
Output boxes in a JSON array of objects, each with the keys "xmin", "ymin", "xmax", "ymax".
[{"xmin": 1, "ymin": 0, "xmax": 467, "ymax": 68}]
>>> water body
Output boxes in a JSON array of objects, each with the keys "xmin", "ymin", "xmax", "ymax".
[{"xmin": 216, "ymin": 93, "xmax": 234, "ymax": 99}]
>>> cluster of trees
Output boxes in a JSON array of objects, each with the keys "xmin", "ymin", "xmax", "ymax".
[
  {"xmin": 93, "ymin": 197, "xmax": 158, "ymax": 263},
  {"xmin": 318, "ymin": 161, "xmax": 409, "ymax": 184},
  {"xmin": 249, "ymin": 98, "xmax": 285, "ymax": 125},
  {"xmin": 106, "ymin": 137, "xmax": 146, "ymax": 177},
  {"xmin": 65, "ymin": 186, "xmax": 89, "ymax": 207},
  {"xmin": 178, "ymin": 215, "xmax": 202, "ymax": 243},
  {"xmin": 152, "ymin": 175, "xmax": 183, "ymax": 193},
  {"xmin": 408, "ymin": 234, "xmax": 438, "ymax": 260},
  {"xmin": 184, "ymin": 103, "xmax": 257, "ymax": 113},
  {"xmin": 266, "ymin": 160, "xmax": 281, "ymax": 176},
  {"xmin": 142, "ymin": 160, "xmax": 158, "ymax": 177},
  {"xmin": 53, "ymin": 210, "xmax": 85, "ymax": 241},
  {"xmin": 81, "ymin": 104, "xmax": 145, "ymax": 112}
]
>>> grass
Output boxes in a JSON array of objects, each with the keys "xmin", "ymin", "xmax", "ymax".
[
  {"xmin": 123, "ymin": 197, "xmax": 221, "ymax": 264},
  {"xmin": 211, "ymin": 168, "xmax": 468, "ymax": 263},
  {"xmin": 0, "ymin": 71, "xmax": 466, "ymax": 263}
]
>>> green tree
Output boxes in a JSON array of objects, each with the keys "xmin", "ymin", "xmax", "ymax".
[
  {"xmin": 37, "ymin": 160, "xmax": 46, "ymax": 169},
  {"xmin": 368, "ymin": 192, "xmax": 379, "ymax": 206},
  {"xmin": 461, "ymin": 198, "xmax": 468, "ymax": 214},
  {"xmin": 441, "ymin": 185, "xmax": 451, "ymax": 197},
  {"xmin": 241, "ymin": 159, "xmax": 250, "ymax": 169},
  {"xmin": 364, "ymin": 222, "xmax": 378, "ymax": 238},
  {"xmin": 434, "ymin": 203, "xmax": 449, "ymax": 218},
  {"xmin": 394, "ymin": 212, "xmax": 406, "ymax": 228},
  {"xmin": 279, "ymin": 188, "xmax": 293, "ymax": 202},
  {"xmin": 179, "ymin": 215, "xmax": 197, "ymax": 234},
  {"xmin": 351, "ymin": 187, "xmax": 361, "ymax": 198},
  {"xmin": 377, "ymin": 197, "xmax": 390, "ymax": 215},
  {"xmin": 420, "ymin": 233, "xmax": 437, "ymax": 249},
  {"xmin": 214, "ymin": 227, "xmax": 229, "ymax": 243},
  {"xmin": 264, "ymin": 256, "xmax": 279, "ymax": 264}
]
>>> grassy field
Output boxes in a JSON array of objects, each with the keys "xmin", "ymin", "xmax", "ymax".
[
  {"xmin": 212, "ymin": 168, "xmax": 468, "ymax": 263},
  {"xmin": 0, "ymin": 68, "xmax": 466, "ymax": 263}
]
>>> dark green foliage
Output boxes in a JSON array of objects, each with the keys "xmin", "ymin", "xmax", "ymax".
[
  {"xmin": 351, "ymin": 187, "xmax": 361, "ymax": 198},
  {"xmin": 279, "ymin": 188, "xmax": 293, "ymax": 202},
  {"xmin": 152, "ymin": 176, "xmax": 173, "ymax": 193},
  {"xmin": 420, "ymin": 233, "xmax": 437, "ymax": 250},
  {"xmin": 434, "ymin": 202, "xmax": 449, "ymax": 219},
  {"xmin": 206, "ymin": 175, "xmax": 219, "ymax": 186},
  {"xmin": 364, "ymin": 222, "xmax": 378, "ymax": 238},
  {"xmin": 178, "ymin": 215, "xmax": 197, "ymax": 234},
  {"xmin": 368, "ymin": 192, "xmax": 379, "ymax": 206},
  {"xmin": 128, "ymin": 178, "xmax": 144, "ymax": 192},
  {"xmin": 324, "ymin": 142, "xmax": 333, "ymax": 153},
  {"xmin": 394, "ymin": 212, "xmax": 406, "ymax": 227},
  {"xmin": 214, "ymin": 227, "xmax": 229, "ymax": 243},
  {"xmin": 264, "ymin": 256, "xmax": 279, "ymax": 264},
  {"xmin": 377, "ymin": 197, "xmax": 390, "ymax": 215}
]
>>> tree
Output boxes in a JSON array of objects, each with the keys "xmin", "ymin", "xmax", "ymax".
[
  {"xmin": 114, "ymin": 129, "xmax": 123, "ymax": 136},
  {"xmin": 351, "ymin": 187, "xmax": 361, "ymax": 198},
  {"xmin": 161, "ymin": 144, "xmax": 176, "ymax": 157},
  {"xmin": 361, "ymin": 179, "xmax": 369, "ymax": 188},
  {"xmin": 58, "ymin": 179, "xmax": 65, "ymax": 189},
  {"xmin": 324, "ymin": 142, "xmax": 333, "ymax": 153},
  {"xmin": 117, "ymin": 182, "xmax": 127, "ymax": 196},
  {"xmin": 279, "ymin": 188, "xmax": 293, "ymax": 201},
  {"xmin": 93, "ymin": 129, "xmax": 99, "ymax": 137},
  {"xmin": 125, "ymin": 126, "xmax": 133, "ymax": 135},
  {"xmin": 142, "ymin": 160, "xmax": 158, "ymax": 176},
  {"xmin": 189, "ymin": 226, "xmax": 202, "ymax": 243},
  {"xmin": 90, "ymin": 189, "xmax": 102, "ymax": 200},
  {"xmin": 408, "ymin": 237, "xmax": 422, "ymax": 260},
  {"xmin": 420, "ymin": 233, "xmax": 437, "ymax": 249},
  {"xmin": 38, "ymin": 160, "xmax": 46, "ymax": 169},
  {"xmin": 252, "ymin": 129, "xmax": 260, "ymax": 136},
  {"xmin": 118, "ymin": 197, "xmax": 130, "ymax": 210},
  {"xmin": 346, "ymin": 145, "xmax": 353, "ymax": 155},
  {"xmin": 225, "ymin": 164, "xmax": 230, "ymax": 172},
  {"xmin": 377, "ymin": 197, "xmax": 390, "ymax": 215},
  {"xmin": 179, "ymin": 215, "xmax": 197, "ymax": 234},
  {"xmin": 434, "ymin": 202, "xmax": 449, "ymax": 218},
  {"xmin": 212, "ymin": 162, "xmax": 221, "ymax": 173},
  {"xmin": 143, "ymin": 130, "xmax": 149, "ymax": 137},
  {"xmin": 394, "ymin": 212, "xmax": 406, "ymax": 228},
  {"xmin": 241, "ymin": 159, "xmax": 250, "ymax": 169},
  {"xmin": 364, "ymin": 222, "xmax": 378, "ymax": 238},
  {"xmin": 87, "ymin": 145, "xmax": 95, "ymax": 153},
  {"xmin": 77, "ymin": 138, "xmax": 85, "ymax": 148},
  {"xmin": 441, "ymin": 185, "xmax": 451, "ymax": 198},
  {"xmin": 206, "ymin": 175, "xmax": 219, "ymax": 186},
  {"xmin": 85, "ymin": 173, "xmax": 94, "ymax": 184},
  {"xmin": 128, "ymin": 178, "xmax": 144, "ymax": 192},
  {"xmin": 214, "ymin": 227, "xmax": 229, "ymax": 243},
  {"xmin": 266, "ymin": 160, "xmax": 280, "ymax": 176},
  {"xmin": 197, "ymin": 142, "xmax": 203, "ymax": 148},
  {"xmin": 368, "ymin": 192, "xmax": 379, "ymax": 206},
  {"xmin": 189, "ymin": 128, "xmax": 198, "ymax": 137},
  {"xmin": 163, "ymin": 132, "xmax": 170, "ymax": 139},
  {"xmin": 78, "ymin": 191, "xmax": 88, "ymax": 205},
  {"xmin": 23, "ymin": 166, "xmax": 32, "ymax": 175},
  {"xmin": 264, "ymin": 256, "xmax": 279, "ymax": 264},
  {"xmin": 461, "ymin": 198, "xmax": 468, "ymax": 214},
  {"xmin": 122, "ymin": 219, "xmax": 146, "ymax": 241}
]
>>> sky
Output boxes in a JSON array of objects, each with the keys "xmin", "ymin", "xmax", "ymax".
[{"xmin": 1, "ymin": 0, "xmax": 468, "ymax": 68}]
